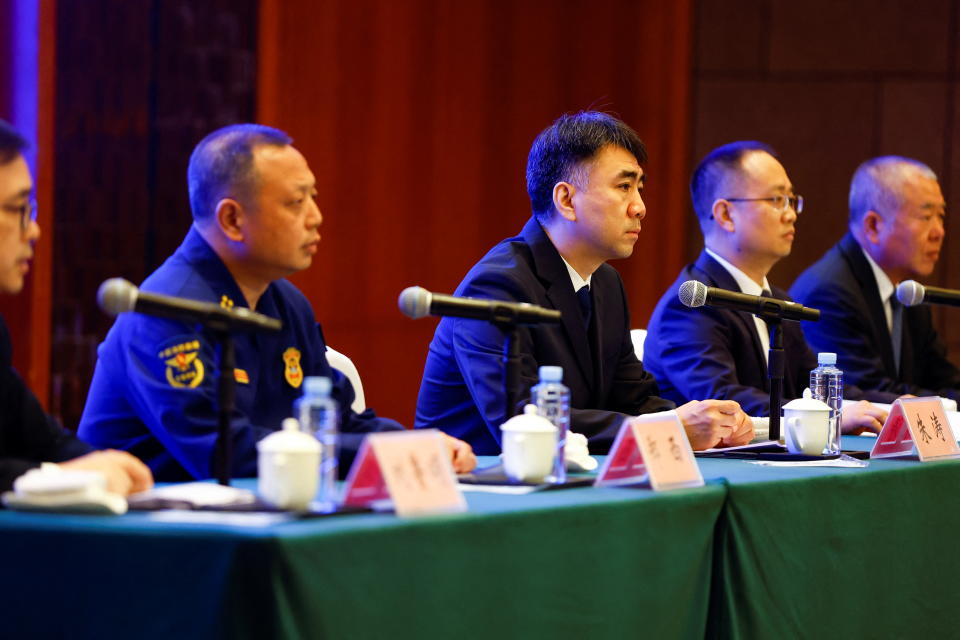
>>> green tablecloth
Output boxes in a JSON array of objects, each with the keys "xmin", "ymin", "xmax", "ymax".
[
  {"xmin": 702, "ymin": 436, "xmax": 960, "ymax": 638},
  {"xmin": 0, "ymin": 474, "xmax": 725, "ymax": 640},
  {"xmin": 3, "ymin": 438, "xmax": 959, "ymax": 639}
]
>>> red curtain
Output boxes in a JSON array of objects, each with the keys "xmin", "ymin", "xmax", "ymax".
[{"xmin": 258, "ymin": 0, "xmax": 694, "ymax": 425}]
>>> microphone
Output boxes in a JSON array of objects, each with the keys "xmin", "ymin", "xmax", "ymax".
[
  {"xmin": 897, "ymin": 280, "xmax": 960, "ymax": 308},
  {"xmin": 398, "ymin": 286, "xmax": 562, "ymax": 325},
  {"xmin": 97, "ymin": 278, "xmax": 282, "ymax": 333},
  {"xmin": 678, "ymin": 280, "xmax": 820, "ymax": 322}
]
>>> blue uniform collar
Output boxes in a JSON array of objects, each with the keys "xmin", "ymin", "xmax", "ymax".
[{"xmin": 175, "ymin": 225, "xmax": 281, "ymax": 317}]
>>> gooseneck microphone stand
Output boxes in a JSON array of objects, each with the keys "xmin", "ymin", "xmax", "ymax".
[
  {"xmin": 212, "ymin": 329, "xmax": 237, "ymax": 486},
  {"xmin": 765, "ymin": 318, "xmax": 784, "ymax": 443},
  {"xmin": 499, "ymin": 323, "xmax": 523, "ymax": 422}
]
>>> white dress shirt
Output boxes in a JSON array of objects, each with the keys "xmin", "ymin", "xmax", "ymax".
[
  {"xmin": 706, "ymin": 248, "xmax": 773, "ymax": 363},
  {"xmin": 861, "ymin": 247, "xmax": 895, "ymax": 334}
]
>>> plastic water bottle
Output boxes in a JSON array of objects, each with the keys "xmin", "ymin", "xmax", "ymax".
[
  {"xmin": 531, "ymin": 365, "xmax": 569, "ymax": 483},
  {"xmin": 809, "ymin": 353, "xmax": 843, "ymax": 455},
  {"xmin": 295, "ymin": 376, "xmax": 339, "ymax": 510}
]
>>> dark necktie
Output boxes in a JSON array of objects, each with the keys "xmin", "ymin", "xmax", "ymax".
[
  {"xmin": 890, "ymin": 294, "xmax": 903, "ymax": 374},
  {"xmin": 577, "ymin": 284, "xmax": 593, "ymax": 328}
]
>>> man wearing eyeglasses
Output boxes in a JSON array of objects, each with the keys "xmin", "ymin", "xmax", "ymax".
[
  {"xmin": 644, "ymin": 141, "xmax": 893, "ymax": 431},
  {"xmin": 0, "ymin": 119, "xmax": 153, "ymax": 495},
  {"xmin": 790, "ymin": 156, "xmax": 960, "ymax": 400}
]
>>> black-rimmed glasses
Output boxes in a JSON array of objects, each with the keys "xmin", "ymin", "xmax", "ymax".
[
  {"xmin": 724, "ymin": 194, "xmax": 804, "ymax": 214},
  {"xmin": 2, "ymin": 199, "xmax": 38, "ymax": 232}
]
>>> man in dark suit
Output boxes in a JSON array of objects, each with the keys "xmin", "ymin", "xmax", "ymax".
[
  {"xmin": 790, "ymin": 156, "xmax": 960, "ymax": 400},
  {"xmin": 645, "ymin": 141, "xmax": 891, "ymax": 430},
  {"xmin": 415, "ymin": 112, "xmax": 752, "ymax": 455},
  {"xmin": 0, "ymin": 119, "xmax": 152, "ymax": 494}
]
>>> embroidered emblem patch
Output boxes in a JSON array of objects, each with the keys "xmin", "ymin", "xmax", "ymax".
[
  {"xmin": 159, "ymin": 340, "xmax": 204, "ymax": 388},
  {"xmin": 220, "ymin": 295, "xmax": 235, "ymax": 309},
  {"xmin": 234, "ymin": 368, "xmax": 250, "ymax": 384},
  {"xmin": 283, "ymin": 347, "xmax": 303, "ymax": 388}
]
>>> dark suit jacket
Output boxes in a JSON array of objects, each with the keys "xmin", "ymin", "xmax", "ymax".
[
  {"xmin": 0, "ymin": 316, "xmax": 91, "ymax": 493},
  {"xmin": 414, "ymin": 217, "xmax": 673, "ymax": 455},
  {"xmin": 644, "ymin": 251, "xmax": 822, "ymax": 416},
  {"xmin": 790, "ymin": 232, "xmax": 960, "ymax": 401}
]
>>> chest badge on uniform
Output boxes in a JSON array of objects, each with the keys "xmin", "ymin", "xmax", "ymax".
[
  {"xmin": 283, "ymin": 347, "xmax": 303, "ymax": 388},
  {"xmin": 159, "ymin": 340, "xmax": 204, "ymax": 388}
]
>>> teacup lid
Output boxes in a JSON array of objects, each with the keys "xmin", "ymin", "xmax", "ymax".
[
  {"xmin": 500, "ymin": 404, "xmax": 558, "ymax": 433},
  {"xmin": 782, "ymin": 388, "xmax": 831, "ymax": 412},
  {"xmin": 257, "ymin": 418, "xmax": 322, "ymax": 453}
]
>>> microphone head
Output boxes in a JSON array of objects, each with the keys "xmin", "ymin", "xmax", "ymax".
[
  {"xmin": 97, "ymin": 278, "xmax": 138, "ymax": 316},
  {"xmin": 398, "ymin": 286, "xmax": 432, "ymax": 319},
  {"xmin": 678, "ymin": 280, "xmax": 708, "ymax": 308},
  {"xmin": 896, "ymin": 280, "xmax": 925, "ymax": 307}
]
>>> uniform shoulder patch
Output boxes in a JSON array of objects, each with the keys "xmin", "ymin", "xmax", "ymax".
[
  {"xmin": 283, "ymin": 347, "xmax": 303, "ymax": 388},
  {"xmin": 157, "ymin": 337, "xmax": 205, "ymax": 388}
]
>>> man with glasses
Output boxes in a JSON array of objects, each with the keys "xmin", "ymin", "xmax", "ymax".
[
  {"xmin": 0, "ymin": 119, "xmax": 152, "ymax": 495},
  {"xmin": 645, "ymin": 141, "xmax": 892, "ymax": 431},
  {"xmin": 790, "ymin": 156, "xmax": 960, "ymax": 400}
]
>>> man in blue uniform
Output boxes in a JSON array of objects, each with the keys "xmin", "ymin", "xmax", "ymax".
[
  {"xmin": 79, "ymin": 124, "xmax": 475, "ymax": 481},
  {"xmin": 645, "ymin": 141, "xmax": 893, "ymax": 430},
  {"xmin": 415, "ymin": 112, "xmax": 753, "ymax": 455},
  {"xmin": 0, "ymin": 119, "xmax": 152, "ymax": 494}
]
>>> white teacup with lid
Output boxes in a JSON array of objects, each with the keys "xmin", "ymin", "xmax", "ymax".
[
  {"xmin": 501, "ymin": 404, "xmax": 558, "ymax": 482},
  {"xmin": 783, "ymin": 389, "xmax": 833, "ymax": 456},
  {"xmin": 257, "ymin": 417, "xmax": 321, "ymax": 510}
]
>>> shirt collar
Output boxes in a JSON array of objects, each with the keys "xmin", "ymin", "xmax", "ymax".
[
  {"xmin": 860, "ymin": 245, "xmax": 895, "ymax": 303},
  {"xmin": 559, "ymin": 254, "xmax": 592, "ymax": 291},
  {"xmin": 705, "ymin": 248, "xmax": 770, "ymax": 296}
]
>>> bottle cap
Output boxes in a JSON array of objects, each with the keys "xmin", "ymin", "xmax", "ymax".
[
  {"xmin": 538, "ymin": 365, "xmax": 563, "ymax": 382},
  {"xmin": 303, "ymin": 376, "xmax": 332, "ymax": 396},
  {"xmin": 817, "ymin": 352, "xmax": 837, "ymax": 366}
]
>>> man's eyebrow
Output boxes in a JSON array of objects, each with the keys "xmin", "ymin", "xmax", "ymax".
[
  {"xmin": 615, "ymin": 169, "xmax": 641, "ymax": 181},
  {"xmin": 1, "ymin": 188, "xmax": 32, "ymax": 204}
]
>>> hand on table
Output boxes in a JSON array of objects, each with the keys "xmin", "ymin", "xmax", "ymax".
[
  {"xmin": 676, "ymin": 399, "xmax": 753, "ymax": 450},
  {"xmin": 841, "ymin": 401, "xmax": 887, "ymax": 435},
  {"xmin": 59, "ymin": 450, "xmax": 154, "ymax": 496},
  {"xmin": 442, "ymin": 434, "xmax": 477, "ymax": 473}
]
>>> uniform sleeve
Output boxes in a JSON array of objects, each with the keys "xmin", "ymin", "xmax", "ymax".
[{"xmin": 114, "ymin": 318, "xmax": 276, "ymax": 479}]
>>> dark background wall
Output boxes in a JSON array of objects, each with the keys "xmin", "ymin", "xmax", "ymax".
[
  {"xmin": 691, "ymin": 0, "xmax": 960, "ymax": 356},
  {"xmin": 48, "ymin": 0, "xmax": 258, "ymax": 422}
]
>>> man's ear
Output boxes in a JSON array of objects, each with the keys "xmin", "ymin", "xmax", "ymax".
[
  {"xmin": 861, "ymin": 210, "xmax": 883, "ymax": 244},
  {"xmin": 712, "ymin": 199, "xmax": 736, "ymax": 232},
  {"xmin": 552, "ymin": 181, "xmax": 578, "ymax": 222},
  {"xmin": 215, "ymin": 198, "xmax": 246, "ymax": 242}
]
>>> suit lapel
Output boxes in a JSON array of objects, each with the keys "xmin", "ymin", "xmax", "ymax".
[
  {"xmin": 522, "ymin": 218, "xmax": 595, "ymax": 389},
  {"xmin": 839, "ymin": 233, "xmax": 897, "ymax": 375},
  {"xmin": 694, "ymin": 252, "xmax": 770, "ymax": 388}
]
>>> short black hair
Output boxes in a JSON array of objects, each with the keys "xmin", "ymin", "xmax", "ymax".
[
  {"xmin": 187, "ymin": 123, "xmax": 293, "ymax": 221},
  {"xmin": 526, "ymin": 111, "xmax": 647, "ymax": 223},
  {"xmin": 0, "ymin": 119, "xmax": 28, "ymax": 165},
  {"xmin": 689, "ymin": 141, "xmax": 778, "ymax": 228}
]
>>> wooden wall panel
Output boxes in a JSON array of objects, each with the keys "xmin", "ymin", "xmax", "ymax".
[
  {"xmin": 693, "ymin": 0, "xmax": 960, "ymax": 365},
  {"xmin": 259, "ymin": 0, "xmax": 694, "ymax": 426}
]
